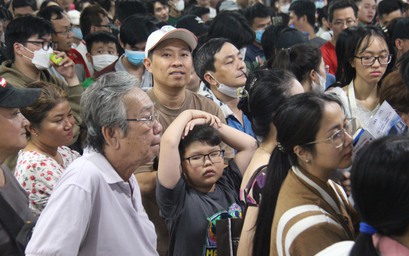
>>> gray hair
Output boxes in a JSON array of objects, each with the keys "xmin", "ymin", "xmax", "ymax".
[{"xmin": 81, "ymin": 71, "xmax": 140, "ymax": 153}]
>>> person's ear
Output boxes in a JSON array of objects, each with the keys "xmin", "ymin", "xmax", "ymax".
[
  {"xmin": 26, "ymin": 123, "xmax": 38, "ymax": 137},
  {"xmin": 144, "ymin": 57, "xmax": 152, "ymax": 72},
  {"xmin": 13, "ymin": 42, "xmax": 24, "ymax": 57},
  {"xmin": 395, "ymin": 38, "xmax": 403, "ymax": 50},
  {"xmin": 309, "ymin": 69, "xmax": 318, "ymax": 83},
  {"xmin": 86, "ymin": 52, "xmax": 93, "ymax": 64},
  {"xmin": 349, "ymin": 57, "xmax": 356, "ymax": 68},
  {"xmin": 300, "ymin": 14, "xmax": 307, "ymax": 23},
  {"xmin": 293, "ymin": 145, "xmax": 312, "ymax": 164},
  {"xmin": 101, "ymin": 126, "xmax": 122, "ymax": 149},
  {"xmin": 90, "ymin": 25, "xmax": 96, "ymax": 34},
  {"xmin": 204, "ymin": 73, "xmax": 217, "ymax": 87}
]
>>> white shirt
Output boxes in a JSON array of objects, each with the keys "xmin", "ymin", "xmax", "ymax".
[{"xmin": 26, "ymin": 148, "xmax": 158, "ymax": 256}]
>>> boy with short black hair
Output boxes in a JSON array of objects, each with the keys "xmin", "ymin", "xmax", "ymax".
[
  {"xmin": 82, "ymin": 31, "xmax": 119, "ymax": 88},
  {"xmin": 157, "ymin": 109, "xmax": 257, "ymax": 256}
]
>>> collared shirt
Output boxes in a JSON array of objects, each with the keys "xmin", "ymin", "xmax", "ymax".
[
  {"xmin": 198, "ymin": 84, "xmax": 255, "ymax": 138},
  {"xmin": 26, "ymin": 148, "xmax": 158, "ymax": 256}
]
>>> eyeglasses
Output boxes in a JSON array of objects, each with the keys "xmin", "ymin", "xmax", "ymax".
[
  {"xmin": 354, "ymin": 54, "xmax": 392, "ymax": 66},
  {"xmin": 126, "ymin": 112, "xmax": 159, "ymax": 127},
  {"xmin": 183, "ymin": 150, "xmax": 225, "ymax": 167},
  {"xmin": 54, "ymin": 26, "xmax": 73, "ymax": 36},
  {"xmin": 332, "ymin": 19, "xmax": 356, "ymax": 27},
  {"xmin": 22, "ymin": 40, "xmax": 53, "ymax": 51},
  {"xmin": 303, "ymin": 119, "xmax": 354, "ymax": 149}
]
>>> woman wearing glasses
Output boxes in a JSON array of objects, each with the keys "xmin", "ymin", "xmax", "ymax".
[
  {"xmin": 330, "ymin": 26, "xmax": 394, "ymax": 132},
  {"xmin": 156, "ymin": 109, "xmax": 257, "ymax": 256},
  {"xmin": 14, "ymin": 81, "xmax": 80, "ymax": 215},
  {"xmin": 253, "ymin": 93, "xmax": 359, "ymax": 256}
]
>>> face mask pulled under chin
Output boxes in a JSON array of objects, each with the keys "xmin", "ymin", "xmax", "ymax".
[
  {"xmin": 28, "ymin": 47, "xmax": 53, "ymax": 70},
  {"xmin": 217, "ymin": 82, "xmax": 242, "ymax": 98},
  {"xmin": 311, "ymin": 71, "xmax": 327, "ymax": 93},
  {"xmin": 92, "ymin": 54, "xmax": 118, "ymax": 71}
]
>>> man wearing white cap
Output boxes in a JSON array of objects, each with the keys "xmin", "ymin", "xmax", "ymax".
[{"xmin": 140, "ymin": 25, "xmax": 232, "ymax": 256}]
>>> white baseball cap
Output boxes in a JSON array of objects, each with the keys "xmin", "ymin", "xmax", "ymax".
[
  {"xmin": 145, "ymin": 25, "xmax": 198, "ymax": 57},
  {"xmin": 67, "ymin": 10, "xmax": 80, "ymax": 26}
]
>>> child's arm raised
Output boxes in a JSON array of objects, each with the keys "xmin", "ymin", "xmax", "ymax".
[
  {"xmin": 215, "ymin": 125, "xmax": 258, "ymax": 176},
  {"xmin": 157, "ymin": 110, "xmax": 222, "ymax": 189}
]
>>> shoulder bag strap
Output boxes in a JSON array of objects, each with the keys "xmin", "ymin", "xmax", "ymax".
[{"xmin": 0, "ymin": 194, "xmax": 24, "ymax": 240}]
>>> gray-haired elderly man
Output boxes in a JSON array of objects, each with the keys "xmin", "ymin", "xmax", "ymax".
[{"xmin": 25, "ymin": 71, "xmax": 162, "ymax": 256}]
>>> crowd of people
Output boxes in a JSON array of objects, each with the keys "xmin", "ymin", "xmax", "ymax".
[{"xmin": 0, "ymin": 0, "xmax": 409, "ymax": 255}]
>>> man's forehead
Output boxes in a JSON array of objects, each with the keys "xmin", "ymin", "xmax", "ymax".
[
  {"xmin": 153, "ymin": 38, "xmax": 191, "ymax": 52},
  {"xmin": 333, "ymin": 7, "xmax": 356, "ymax": 19},
  {"xmin": 215, "ymin": 42, "xmax": 238, "ymax": 58}
]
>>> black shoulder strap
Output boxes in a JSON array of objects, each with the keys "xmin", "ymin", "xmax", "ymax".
[{"xmin": 0, "ymin": 193, "xmax": 24, "ymax": 240}]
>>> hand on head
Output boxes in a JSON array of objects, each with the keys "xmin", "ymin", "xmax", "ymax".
[{"xmin": 182, "ymin": 110, "xmax": 222, "ymax": 138}]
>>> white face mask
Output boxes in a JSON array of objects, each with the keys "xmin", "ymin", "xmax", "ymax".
[
  {"xmin": 174, "ymin": 0, "xmax": 185, "ymax": 11},
  {"xmin": 217, "ymin": 83, "xmax": 242, "ymax": 98},
  {"xmin": 92, "ymin": 54, "xmax": 118, "ymax": 71},
  {"xmin": 22, "ymin": 45, "xmax": 53, "ymax": 70},
  {"xmin": 280, "ymin": 3, "xmax": 290, "ymax": 13},
  {"xmin": 311, "ymin": 71, "xmax": 327, "ymax": 93},
  {"xmin": 208, "ymin": 73, "xmax": 245, "ymax": 98}
]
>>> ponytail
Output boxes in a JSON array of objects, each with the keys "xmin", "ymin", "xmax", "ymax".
[{"xmin": 252, "ymin": 147, "xmax": 293, "ymax": 256}]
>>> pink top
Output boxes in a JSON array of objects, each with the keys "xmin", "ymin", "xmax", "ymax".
[
  {"xmin": 373, "ymin": 234, "xmax": 409, "ymax": 255},
  {"xmin": 14, "ymin": 146, "xmax": 80, "ymax": 215}
]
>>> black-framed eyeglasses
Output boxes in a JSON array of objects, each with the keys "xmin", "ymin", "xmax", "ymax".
[
  {"xmin": 22, "ymin": 40, "xmax": 53, "ymax": 51},
  {"xmin": 183, "ymin": 150, "xmax": 225, "ymax": 167},
  {"xmin": 126, "ymin": 112, "xmax": 159, "ymax": 127},
  {"xmin": 354, "ymin": 54, "xmax": 392, "ymax": 66},
  {"xmin": 54, "ymin": 26, "xmax": 73, "ymax": 36},
  {"xmin": 303, "ymin": 118, "xmax": 354, "ymax": 149}
]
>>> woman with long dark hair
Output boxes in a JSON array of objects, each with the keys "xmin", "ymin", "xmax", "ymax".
[
  {"xmin": 252, "ymin": 93, "xmax": 359, "ymax": 256},
  {"xmin": 330, "ymin": 26, "xmax": 395, "ymax": 132},
  {"xmin": 237, "ymin": 69, "xmax": 303, "ymax": 256}
]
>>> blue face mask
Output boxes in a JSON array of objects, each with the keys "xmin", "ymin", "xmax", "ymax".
[
  {"xmin": 72, "ymin": 26, "xmax": 83, "ymax": 40},
  {"xmin": 125, "ymin": 49, "xmax": 145, "ymax": 66},
  {"xmin": 255, "ymin": 29, "xmax": 264, "ymax": 43}
]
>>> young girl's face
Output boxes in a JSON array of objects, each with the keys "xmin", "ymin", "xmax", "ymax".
[
  {"xmin": 352, "ymin": 35, "xmax": 390, "ymax": 85},
  {"xmin": 181, "ymin": 141, "xmax": 224, "ymax": 193}
]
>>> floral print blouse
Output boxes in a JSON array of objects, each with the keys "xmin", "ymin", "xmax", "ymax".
[{"xmin": 14, "ymin": 146, "xmax": 80, "ymax": 215}]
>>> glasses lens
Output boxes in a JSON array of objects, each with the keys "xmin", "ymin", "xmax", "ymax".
[
  {"xmin": 380, "ymin": 55, "xmax": 391, "ymax": 65},
  {"xmin": 187, "ymin": 150, "xmax": 224, "ymax": 167},
  {"xmin": 331, "ymin": 130, "xmax": 344, "ymax": 148},
  {"xmin": 209, "ymin": 151, "xmax": 222, "ymax": 163},
  {"xmin": 345, "ymin": 119, "xmax": 354, "ymax": 135}
]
